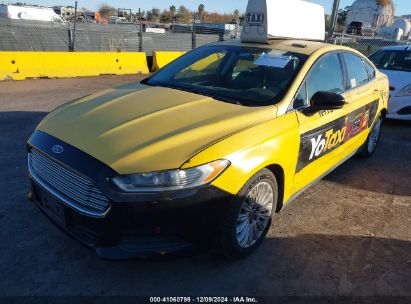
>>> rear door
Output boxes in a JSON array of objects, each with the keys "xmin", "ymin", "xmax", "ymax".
[{"xmin": 339, "ymin": 52, "xmax": 380, "ymax": 155}]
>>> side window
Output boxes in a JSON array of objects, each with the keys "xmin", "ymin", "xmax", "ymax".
[
  {"xmin": 364, "ymin": 60, "xmax": 376, "ymax": 79},
  {"xmin": 306, "ymin": 53, "xmax": 345, "ymax": 102},
  {"xmin": 343, "ymin": 53, "xmax": 369, "ymax": 89},
  {"xmin": 294, "ymin": 82, "xmax": 307, "ymax": 108}
]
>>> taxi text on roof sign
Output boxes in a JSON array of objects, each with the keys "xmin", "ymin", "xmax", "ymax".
[{"xmin": 241, "ymin": 0, "xmax": 326, "ymax": 43}]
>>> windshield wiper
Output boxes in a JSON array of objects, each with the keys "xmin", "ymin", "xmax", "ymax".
[
  {"xmin": 204, "ymin": 93, "xmax": 243, "ymax": 105},
  {"xmin": 155, "ymin": 83, "xmax": 244, "ymax": 105}
]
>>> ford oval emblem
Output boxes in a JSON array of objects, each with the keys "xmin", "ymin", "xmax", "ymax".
[{"xmin": 52, "ymin": 145, "xmax": 64, "ymax": 154}]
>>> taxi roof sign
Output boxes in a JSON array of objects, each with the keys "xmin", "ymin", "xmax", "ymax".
[{"xmin": 241, "ymin": 0, "xmax": 325, "ymax": 43}]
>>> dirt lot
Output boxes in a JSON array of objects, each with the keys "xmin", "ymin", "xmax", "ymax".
[{"xmin": 0, "ymin": 76, "xmax": 410, "ymax": 299}]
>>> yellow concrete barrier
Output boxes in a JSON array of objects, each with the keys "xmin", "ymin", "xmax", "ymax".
[
  {"xmin": 151, "ymin": 51, "xmax": 185, "ymax": 72},
  {"xmin": 0, "ymin": 52, "xmax": 149, "ymax": 81}
]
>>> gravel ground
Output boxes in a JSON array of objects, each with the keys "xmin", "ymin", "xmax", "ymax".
[{"xmin": 0, "ymin": 76, "xmax": 410, "ymax": 299}]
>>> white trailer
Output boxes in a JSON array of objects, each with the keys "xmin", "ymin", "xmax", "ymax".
[{"xmin": 0, "ymin": 4, "xmax": 65, "ymax": 23}]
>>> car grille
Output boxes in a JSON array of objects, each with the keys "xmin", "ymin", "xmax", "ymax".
[{"xmin": 28, "ymin": 149, "xmax": 111, "ymax": 217}]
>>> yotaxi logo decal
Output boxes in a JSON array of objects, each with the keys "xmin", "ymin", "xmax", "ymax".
[
  {"xmin": 296, "ymin": 101, "xmax": 378, "ymax": 172},
  {"xmin": 309, "ymin": 127, "xmax": 347, "ymax": 161}
]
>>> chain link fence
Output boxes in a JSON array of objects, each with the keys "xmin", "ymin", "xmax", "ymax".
[
  {"xmin": 327, "ymin": 33, "xmax": 409, "ymax": 56},
  {"xmin": 0, "ymin": 17, "xmax": 232, "ymax": 54},
  {"xmin": 1, "ymin": 17, "xmax": 407, "ymax": 57}
]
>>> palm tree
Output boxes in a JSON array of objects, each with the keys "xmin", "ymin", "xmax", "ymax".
[
  {"xmin": 170, "ymin": 5, "xmax": 177, "ymax": 23},
  {"xmin": 234, "ymin": 9, "xmax": 240, "ymax": 22},
  {"xmin": 198, "ymin": 4, "xmax": 205, "ymax": 22}
]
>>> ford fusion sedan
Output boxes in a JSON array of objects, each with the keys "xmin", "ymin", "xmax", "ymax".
[
  {"xmin": 26, "ymin": 38, "xmax": 389, "ymax": 259},
  {"xmin": 369, "ymin": 45, "xmax": 411, "ymax": 120}
]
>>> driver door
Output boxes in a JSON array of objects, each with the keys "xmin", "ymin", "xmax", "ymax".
[{"xmin": 292, "ymin": 52, "xmax": 351, "ymax": 192}]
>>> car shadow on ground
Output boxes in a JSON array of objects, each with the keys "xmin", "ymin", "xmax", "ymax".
[
  {"xmin": 1, "ymin": 225, "xmax": 411, "ymax": 297},
  {"xmin": 324, "ymin": 119, "xmax": 411, "ymax": 197}
]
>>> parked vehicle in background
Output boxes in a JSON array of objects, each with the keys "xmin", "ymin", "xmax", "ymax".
[
  {"xmin": 0, "ymin": 4, "xmax": 65, "ymax": 23},
  {"xmin": 109, "ymin": 16, "xmax": 128, "ymax": 24},
  {"xmin": 369, "ymin": 45, "xmax": 411, "ymax": 120},
  {"xmin": 347, "ymin": 21, "xmax": 373, "ymax": 36}
]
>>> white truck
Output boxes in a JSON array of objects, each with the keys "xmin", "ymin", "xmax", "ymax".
[{"xmin": 0, "ymin": 4, "xmax": 66, "ymax": 23}]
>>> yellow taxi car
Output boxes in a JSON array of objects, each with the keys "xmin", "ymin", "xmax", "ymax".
[{"xmin": 27, "ymin": 1, "xmax": 389, "ymax": 259}]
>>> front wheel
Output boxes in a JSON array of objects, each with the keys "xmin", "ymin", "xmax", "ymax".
[
  {"xmin": 217, "ymin": 169, "xmax": 278, "ymax": 259},
  {"xmin": 359, "ymin": 113, "xmax": 383, "ymax": 158}
]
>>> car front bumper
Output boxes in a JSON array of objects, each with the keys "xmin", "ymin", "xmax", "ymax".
[
  {"xmin": 387, "ymin": 96, "xmax": 411, "ymax": 121},
  {"xmin": 27, "ymin": 131, "xmax": 230, "ymax": 260}
]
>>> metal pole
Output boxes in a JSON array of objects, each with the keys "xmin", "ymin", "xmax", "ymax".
[
  {"xmin": 235, "ymin": 18, "xmax": 240, "ymax": 39},
  {"xmin": 192, "ymin": 12, "xmax": 197, "ymax": 50},
  {"xmin": 72, "ymin": 0, "xmax": 78, "ymax": 51},
  {"xmin": 138, "ymin": 8, "xmax": 143, "ymax": 52},
  {"xmin": 327, "ymin": 0, "xmax": 340, "ymax": 40}
]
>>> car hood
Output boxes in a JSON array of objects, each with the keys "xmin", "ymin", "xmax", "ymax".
[
  {"xmin": 381, "ymin": 69, "xmax": 411, "ymax": 96},
  {"xmin": 37, "ymin": 83, "xmax": 277, "ymax": 174}
]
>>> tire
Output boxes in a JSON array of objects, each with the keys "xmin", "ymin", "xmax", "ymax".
[
  {"xmin": 359, "ymin": 113, "xmax": 383, "ymax": 158},
  {"xmin": 217, "ymin": 169, "xmax": 278, "ymax": 259}
]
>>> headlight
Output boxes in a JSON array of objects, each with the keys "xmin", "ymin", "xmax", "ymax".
[
  {"xmin": 396, "ymin": 84, "xmax": 411, "ymax": 97},
  {"xmin": 111, "ymin": 160, "xmax": 230, "ymax": 193}
]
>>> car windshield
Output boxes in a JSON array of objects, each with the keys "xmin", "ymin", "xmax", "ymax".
[
  {"xmin": 147, "ymin": 45, "xmax": 308, "ymax": 106},
  {"xmin": 369, "ymin": 50, "xmax": 411, "ymax": 72}
]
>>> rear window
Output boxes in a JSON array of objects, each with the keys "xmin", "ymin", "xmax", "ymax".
[{"xmin": 369, "ymin": 50, "xmax": 411, "ymax": 72}]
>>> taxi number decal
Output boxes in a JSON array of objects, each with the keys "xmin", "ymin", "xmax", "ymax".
[{"xmin": 296, "ymin": 100, "xmax": 379, "ymax": 172}]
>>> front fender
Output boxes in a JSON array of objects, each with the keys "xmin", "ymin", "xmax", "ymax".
[{"xmin": 183, "ymin": 113, "xmax": 300, "ymax": 202}]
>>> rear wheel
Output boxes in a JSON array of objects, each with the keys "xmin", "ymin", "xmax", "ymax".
[
  {"xmin": 217, "ymin": 169, "xmax": 278, "ymax": 259},
  {"xmin": 359, "ymin": 113, "xmax": 383, "ymax": 158}
]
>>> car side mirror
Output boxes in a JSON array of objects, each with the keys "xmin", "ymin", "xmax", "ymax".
[
  {"xmin": 140, "ymin": 77, "xmax": 150, "ymax": 84},
  {"xmin": 310, "ymin": 91, "xmax": 345, "ymax": 111}
]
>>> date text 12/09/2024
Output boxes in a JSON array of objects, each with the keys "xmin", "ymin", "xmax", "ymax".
[{"xmin": 149, "ymin": 297, "xmax": 259, "ymax": 303}]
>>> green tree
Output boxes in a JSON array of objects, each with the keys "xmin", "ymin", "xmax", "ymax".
[
  {"xmin": 198, "ymin": 4, "xmax": 205, "ymax": 21},
  {"xmin": 98, "ymin": 4, "xmax": 117, "ymax": 19},
  {"xmin": 176, "ymin": 5, "xmax": 192, "ymax": 24},
  {"xmin": 170, "ymin": 5, "xmax": 176, "ymax": 16},
  {"xmin": 233, "ymin": 9, "xmax": 240, "ymax": 22},
  {"xmin": 147, "ymin": 8, "xmax": 161, "ymax": 22},
  {"xmin": 161, "ymin": 9, "xmax": 174, "ymax": 23},
  {"xmin": 337, "ymin": 6, "xmax": 350, "ymax": 27}
]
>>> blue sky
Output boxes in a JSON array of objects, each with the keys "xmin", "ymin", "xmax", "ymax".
[{"xmin": 6, "ymin": 0, "xmax": 411, "ymax": 15}]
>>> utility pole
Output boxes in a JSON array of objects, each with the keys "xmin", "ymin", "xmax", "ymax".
[
  {"xmin": 72, "ymin": 0, "xmax": 78, "ymax": 51},
  {"xmin": 327, "ymin": 0, "xmax": 340, "ymax": 39},
  {"xmin": 138, "ymin": 8, "xmax": 143, "ymax": 52}
]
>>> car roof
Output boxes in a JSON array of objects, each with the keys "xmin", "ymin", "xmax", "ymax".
[
  {"xmin": 211, "ymin": 39, "xmax": 354, "ymax": 56},
  {"xmin": 378, "ymin": 45, "xmax": 411, "ymax": 51}
]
